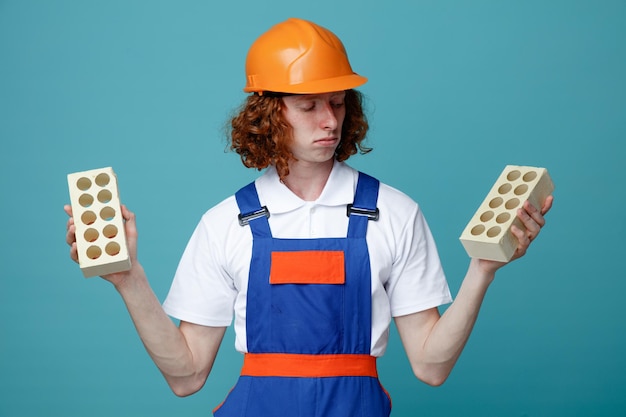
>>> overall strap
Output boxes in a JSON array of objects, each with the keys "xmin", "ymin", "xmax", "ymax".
[
  {"xmin": 235, "ymin": 182, "xmax": 272, "ymax": 238},
  {"xmin": 347, "ymin": 172, "xmax": 380, "ymax": 238}
]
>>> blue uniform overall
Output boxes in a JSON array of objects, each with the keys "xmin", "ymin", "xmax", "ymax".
[{"xmin": 214, "ymin": 172, "xmax": 391, "ymax": 417}]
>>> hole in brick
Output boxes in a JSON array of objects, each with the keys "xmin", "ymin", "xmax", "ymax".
[
  {"xmin": 98, "ymin": 189, "xmax": 112, "ymax": 203},
  {"xmin": 496, "ymin": 212, "xmax": 511, "ymax": 223},
  {"xmin": 77, "ymin": 177, "xmax": 92, "ymax": 191},
  {"xmin": 100, "ymin": 206, "xmax": 116, "ymax": 221},
  {"xmin": 79, "ymin": 193, "xmax": 94, "ymax": 207},
  {"xmin": 103, "ymin": 224, "xmax": 118, "ymax": 239},
  {"xmin": 86, "ymin": 245, "xmax": 102, "ymax": 260},
  {"xmin": 84, "ymin": 228, "xmax": 99, "ymax": 242},
  {"xmin": 81, "ymin": 211, "xmax": 97, "ymax": 225},
  {"xmin": 505, "ymin": 198, "xmax": 520, "ymax": 210},
  {"xmin": 498, "ymin": 183, "xmax": 512, "ymax": 194},
  {"xmin": 105, "ymin": 242, "xmax": 121, "ymax": 256},
  {"xmin": 487, "ymin": 226, "xmax": 501, "ymax": 237},
  {"xmin": 480, "ymin": 211, "xmax": 494, "ymax": 222},
  {"xmin": 471, "ymin": 224, "xmax": 485, "ymax": 236},
  {"xmin": 523, "ymin": 171, "xmax": 537, "ymax": 182},
  {"xmin": 514, "ymin": 184, "xmax": 528, "ymax": 195},
  {"xmin": 95, "ymin": 173, "xmax": 110, "ymax": 187},
  {"xmin": 507, "ymin": 170, "xmax": 521, "ymax": 181},
  {"xmin": 489, "ymin": 197, "xmax": 503, "ymax": 208}
]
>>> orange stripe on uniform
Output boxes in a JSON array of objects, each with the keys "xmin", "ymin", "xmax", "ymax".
[
  {"xmin": 241, "ymin": 353, "xmax": 378, "ymax": 378},
  {"xmin": 270, "ymin": 250, "xmax": 345, "ymax": 284}
]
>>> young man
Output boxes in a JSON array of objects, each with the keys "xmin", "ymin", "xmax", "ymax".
[{"xmin": 65, "ymin": 18, "xmax": 552, "ymax": 417}]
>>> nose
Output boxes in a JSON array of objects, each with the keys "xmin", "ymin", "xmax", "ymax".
[{"xmin": 320, "ymin": 102, "xmax": 338, "ymax": 131}]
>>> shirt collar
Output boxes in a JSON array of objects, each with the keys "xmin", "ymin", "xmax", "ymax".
[{"xmin": 255, "ymin": 160, "xmax": 357, "ymax": 214}]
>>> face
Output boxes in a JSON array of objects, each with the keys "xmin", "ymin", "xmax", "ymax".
[{"xmin": 281, "ymin": 91, "xmax": 346, "ymax": 167}]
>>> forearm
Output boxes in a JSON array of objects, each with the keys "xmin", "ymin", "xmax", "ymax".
[
  {"xmin": 425, "ymin": 259, "xmax": 493, "ymax": 364},
  {"xmin": 398, "ymin": 259, "xmax": 495, "ymax": 385},
  {"xmin": 112, "ymin": 264, "xmax": 200, "ymax": 385}
]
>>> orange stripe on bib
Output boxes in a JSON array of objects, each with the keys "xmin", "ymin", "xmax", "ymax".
[{"xmin": 270, "ymin": 250, "xmax": 345, "ymax": 284}]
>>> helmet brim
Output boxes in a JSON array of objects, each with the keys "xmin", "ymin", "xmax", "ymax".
[{"xmin": 244, "ymin": 73, "xmax": 367, "ymax": 95}]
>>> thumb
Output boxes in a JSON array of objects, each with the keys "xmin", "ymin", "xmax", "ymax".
[{"xmin": 120, "ymin": 204, "xmax": 138, "ymax": 260}]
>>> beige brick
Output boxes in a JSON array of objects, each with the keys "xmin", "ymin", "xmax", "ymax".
[
  {"xmin": 460, "ymin": 165, "xmax": 554, "ymax": 262},
  {"xmin": 67, "ymin": 167, "xmax": 131, "ymax": 277}
]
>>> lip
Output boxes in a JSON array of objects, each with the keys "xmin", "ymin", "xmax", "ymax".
[{"xmin": 314, "ymin": 137, "xmax": 339, "ymax": 146}]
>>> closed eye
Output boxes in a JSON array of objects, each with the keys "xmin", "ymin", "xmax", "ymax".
[{"xmin": 296, "ymin": 101, "xmax": 316, "ymax": 112}]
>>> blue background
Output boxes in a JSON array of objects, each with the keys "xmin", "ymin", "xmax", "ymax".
[{"xmin": 1, "ymin": 1, "xmax": 625, "ymax": 416}]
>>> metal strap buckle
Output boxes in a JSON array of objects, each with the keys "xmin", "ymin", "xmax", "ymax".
[
  {"xmin": 346, "ymin": 204, "xmax": 379, "ymax": 221},
  {"xmin": 238, "ymin": 206, "xmax": 270, "ymax": 226}
]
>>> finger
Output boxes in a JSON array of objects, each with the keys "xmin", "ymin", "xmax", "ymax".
[
  {"xmin": 522, "ymin": 200, "xmax": 546, "ymax": 228},
  {"xmin": 120, "ymin": 205, "xmax": 137, "ymax": 236},
  {"xmin": 66, "ymin": 214, "xmax": 74, "ymax": 230},
  {"xmin": 541, "ymin": 195, "xmax": 554, "ymax": 216},
  {"xmin": 510, "ymin": 224, "xmax": 530, "ymax": 258},
  {"xmin": 119, "ymin": 205, "xmax": 138, "ymax": 259},
  {"xmin": 69, "ymin": 241, "xmax": 79, "ymax": 263},
  {"xmin": 65, "ymin": 204, "xmax": 75, "ymax": 231},
  {"xmin": 517, "ymin": 206, "xmax": 541, "ymax": 240},
  {"xmin": 64, "ymin": 204, "xmax": 79, "ymax": 263},
  {"xmin": 66, "ymin": 220, "xmax": 76, "ymax": 246}
]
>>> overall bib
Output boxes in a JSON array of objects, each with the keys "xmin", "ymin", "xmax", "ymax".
[{"xmin": 214, "ymin": 172, "xmax": 391, "ymax": 417}]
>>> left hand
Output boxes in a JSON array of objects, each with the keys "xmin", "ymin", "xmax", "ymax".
[{"xmin": 477, "ymin": 195, "xmax": 554, "ymax": 273}]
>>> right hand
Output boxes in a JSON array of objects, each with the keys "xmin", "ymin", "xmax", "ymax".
[{"xmin": 64, "ymin": 204, "xmax": 140, "ymax": 287}]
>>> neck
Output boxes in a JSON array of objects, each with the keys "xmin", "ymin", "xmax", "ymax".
[{"xmin": 282, "ymin": 159, "xmax": 334, "ymax": 201}]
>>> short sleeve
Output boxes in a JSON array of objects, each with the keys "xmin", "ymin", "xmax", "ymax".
[
  {"xmin": 162, "ymin": 203, "xmax": 240, "ymax": 327},
  {"xmin": 384, "ymin": 199, "xmax": 452, "ymax": 317}
]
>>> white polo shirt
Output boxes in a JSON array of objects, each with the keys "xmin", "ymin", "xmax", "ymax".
[{"xmin": 163, "ymin": 161, "xmax": 452, "ymax": 357}]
